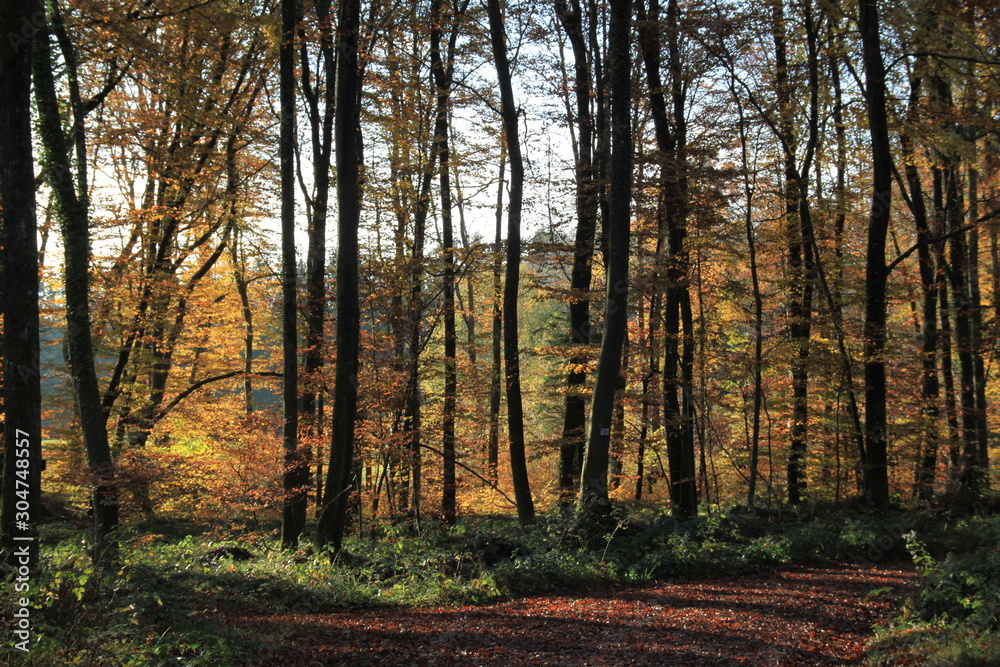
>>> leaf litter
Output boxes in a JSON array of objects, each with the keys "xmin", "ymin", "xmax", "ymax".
[{"xmin": 222, "ymin": 563, "xmax": 916, "ymax": 666}]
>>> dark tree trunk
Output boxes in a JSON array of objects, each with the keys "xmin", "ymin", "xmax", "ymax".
[
  {"xmin": 430, "ymin": 0, "xmax": 463, "ymax": 525},
  {"xmin": 489, "ymin": 0, "xmax": 535, "ymax": 525},
  {"xmin": 405, "ymin": 167, "xmax": 434, "ymax": 517},
  {"xmin": 316, "ymin": 0, "xmax": 362, "ymax": 553},
  {"xmin": 942, "ymin": 162, "xmax": 988, "ymax": 498},
  {"xmin": 488, "ymin": 149, "xmax": 506, "ymax": 487},
  {"xmin": 230, "ymin": 233, "xmax": 255, "ymax": 414},
  {"xmin": 639, "ymin": 0, "xmax": 696, "ymax": 519},
  {"xmin": 859, "ymin": 0, "xmax": 892, "ymax": 507},
  {"xmin": 898, "ymin": 75, "xmax": 940, "ymax": 500},
  {"xmin": 732, "ymin": 90, "xmax": 763, "ymax": 508},
  {"xmin": 555, "ymin": 0, "xmax": 598, "ymax": 504},
  {"xmin": 1, "ymin": 0, "xmax": 43, "ymax": 569},
  {"xmin": 965, "ymin": 167, "xmax": 989, "ymax": 488},
  {"xmin": 772, "ymin": 0, "xmax": 818, "ymax": 505},
  {"xmin": 280, "ymin": 0, "xmax": 306, "ymax": 548},
  {"xmin": 299, "ymin": 0, "xmax": 335, "ymax": 512},
  {"xmin": 33, "ymin": 13, "xmax": 119, "ymax": 562},
  {"xmin": 578, "ymin": 0, "xmax": 631, "ymax": 515}
]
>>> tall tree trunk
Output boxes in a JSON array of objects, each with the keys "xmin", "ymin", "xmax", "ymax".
[
  {"xmin": 772, "ymin": 0, "xmax": 817, "ymax": 505},
  {"xmin": 898, "ymin": 75, "xmax": 941, "ymax": 500},
  {"xmin": 943, "ymin": 161, "xmax": 988, "ymax": 498},
  {"xmin": 640, "ymin": 0, "xmax": 696, "ymax": 518},
  {"xmin": 316, "ymin": 0, "xmax": 362, "ymax": 553},
  {"xmin": 280, "ymin": 0, "xmax": 306, "ymax": 548},
  {"xmin": 489, "ymin": 0, "xmax": 535, "ymax": 525},
  {"xmin": 33, "ymin": 11, "xmax": 119, "ymax": 562},
  {"xmin": 488, "ymin": 149, "xmax": 506, "ymax": 487},
  {"xmin": 578, "ymin": 0, "xmax": 631, "ymax": 516},
  {"xmin": 1, "ymin": 0, "xmax": 43, "ymax": 570},
  {"xmin": 732, "ymin": 89, "xmax": 763, "ymax": 508},
  {"xmin": 859, "ymin": 0, "xmax": 892, "ymax": 507},
  {"xmin": 452, "ymin": 163, "xmax": 478, "ymax": 365},
  {"xmin": 430, "ymin": 0, "xmax": 462, "ymax": 525},
  {"xmin": 964, "ymin": 165, "xmax": 989, "ymax": 490},
  {"xmin": 300, "ymin": 0, "xmax": 335, "ymax": 513},
  {"xmin": 555, "ymin": 0, "xmax": 598, "ymax": 504}
]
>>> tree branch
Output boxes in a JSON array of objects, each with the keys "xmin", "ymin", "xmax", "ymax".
[
  {"xmin": 155, "ymin": 371, "xmax": 281, "ymax": 422},
  {"xmin": 418, "ymin": 443, "xmax": 518, "ymax": 507}
]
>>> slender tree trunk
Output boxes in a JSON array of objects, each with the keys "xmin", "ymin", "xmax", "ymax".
[
  {"xmin": 280, "ymin": 0, "xmax": 306, "ymax": 548},
  {"xmin": 300, "ymin": 0, "xmax": 335, "ymax": 514},
  {"xmin": 430, "ymin": 0, "xmax": 462, "ymax": 525},
  {"xmin": 452, "ymin": 163, "xmax": 478, "ymax": 365},
  {"xmin": 405, "ymin": 157, "xmax": 434, "ymax": 518},
  {"xmin": 859, "ymin": 0, "xmax": 892, "ymax": 507},
  {"xmin": 610, "ymin": 333, "xmax": 629, "ymax": 491},
  {"xmin": 965, "ymin": 166, "xmax": 989, "ymax": 489},
  {"xmin": 33, "ymin": 13, "xmax": 119, "ymax": 562},
  {"xmin": 635, "ymin": 296, "xmax": 659, "ymax": 500},
  {"xmin": 316, "ymin": 0, "xmax": 362, "ymax": 552},
  {"xmin": 899, "ymin": 75, "xmax": 941, "ymax": 499},
  {"xmin": 732, "ymin": 89, "xmax": 763, "ymax": 508},
  {"xmin": 1, "ymin": 0, "xmax": 43, "ymax": 569},
  {"xmin": 578, "ymin": 0, "xmax": 631, "ymax": 516},
  {"xmin": 942, "ymin": 162, "xmax": 988, "ymax": 498},
  {"xmin": 555, "ymin": 0, "xmax": 598, "ymax": 504},
  {"xmin": 639, "ymin": 0, "xmax": 696, "ymax": 518},
  {"xmin": 488, "ymin": 149, "xmax": 506, "ymax": 487},
  {"xmin": 489, "ymin": 0, "xmax": 535, "ymax": 524},
  {"xmin": 231, "ymin": 234, "xmax": 255, "ymax": 414},
  {"xmin": 773, "ymin": 0, "xmax": 815, "ymax": 505}
]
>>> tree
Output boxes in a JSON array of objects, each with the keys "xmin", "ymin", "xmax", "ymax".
[
  {"xmin": 489, "ymin": 0, "xmax": 535, "ymax": 526},
  {"xmin": 554, "ymin": 0, "xmax": 601, "ymax": 504},
  {"xmin": 88, "ymin": 0, "xmax": 271, "ymax": 514},
  {"xmin": 578, "ymin": 0, "xmax": 631, "ymax": 515},
  {"xmin": 279, "ymin": 0, "xmax": 307, "ymax": 548},
  {"xmin": 33, "ymin": 0, "xmax": 119, "ymax": 560},
  {"xmin": 429, "ymin": 0, "xmax": 465, "ymax": 525},
  {"xmin": 317, "ymin": 0, "xmax": 362, "ymax": 553},
  {"xmin": 1, "ymin": 0, "xmax": 44, "ymax": 570},
  {"xmin": 858, "ymin": 0, "xmax": 892, "ymax": 508},
  {"xmin": 298, "ymin": 0, "xmax": 336, "ymax": 517},
  {"xmin": 638, "ymin": 0, "xmax": 697, "ymax": 519}
]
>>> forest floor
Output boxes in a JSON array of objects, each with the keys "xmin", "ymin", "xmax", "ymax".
[{"xmin": 218, "ymin": 561, "xmax": 918, "ymax": 666}]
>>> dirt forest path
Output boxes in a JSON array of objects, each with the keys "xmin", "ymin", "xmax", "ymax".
[{"xmin": 223, "ymin": 563, "xmax": 917, "ymax": 666}]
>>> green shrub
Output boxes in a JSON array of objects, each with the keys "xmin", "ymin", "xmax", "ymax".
[{"xmin": 870, "ymin": 523, "xmax": 1000, "ymax": 665}]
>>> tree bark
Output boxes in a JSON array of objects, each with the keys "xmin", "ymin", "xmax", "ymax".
[
  {"xmin": 898, "ymin": 74, "xmax": 940, "ymax": 500},
  {"xmin": 299, "ymin": 0, "xmax": 335, "ymax": 514},
  {"xmin": 280, "ymin": 0, "xmax": 307, "ymax": 548},
  {"xmin": 430, "ymin": 0, "xmax": 463, "ymax": 525},
  {"xmin": 770, "ymin": 0, "xmax": 821, "ymax": 505},
  {"xmin": 1, "ymin": 0, "xmax": 43, "ymax": 569},
  {"xmin": 316, "ymin": 0, "xmax": 362, "ymax": 552},
  {"xmin": 578, "ymin": 0, "xmax": 631, "ymax": 516},
  {"xmin": 489, "ymin": 0, "xmax": 535, "ymax": 525},
  {"xmin": 555, "ymin": 0, "xmax": 598, "ymax": 504},
  {"xmin": 33, "ymin": 10, "xmax": 119, "ymax": 562},
  {"xmin": 859, "ymin": 0, "xmax": 892, "ymax": 507},
  {"xmin": 488, "ymin": 149, "xmax": 506, "ymax": 487}
]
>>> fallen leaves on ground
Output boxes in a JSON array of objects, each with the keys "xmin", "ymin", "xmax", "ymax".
[{"xmin": 219, "ymin": 563, "xmax": 917, "ymax": 666}]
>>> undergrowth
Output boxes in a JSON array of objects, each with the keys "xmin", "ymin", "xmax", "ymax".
[
  {"xmin": 869, "ymin": 511, "xmax": 1000, "ymax": 666},
  {"xmin": 2, "ymin": 502, "xmax": 996, "ymax": 665}
]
